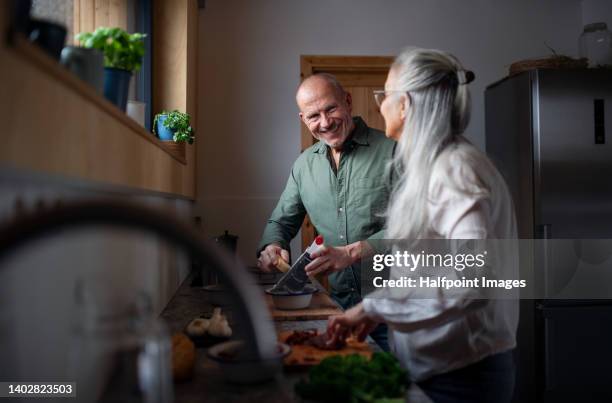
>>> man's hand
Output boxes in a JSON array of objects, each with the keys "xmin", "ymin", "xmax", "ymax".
[
  {"xmin": 305, "ymin": 241, "xmax": 367, "ymax": 277},
  {"xmin": 257, "ymin": 243, "xmax": 290, "ymax": 273},
  {"xmin": 326, "ymin": 303, "xmax": 379, "ymax": 345}
]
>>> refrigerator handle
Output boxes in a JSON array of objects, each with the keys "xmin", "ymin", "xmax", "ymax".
[
  {"xmin": 536, "ymin": 224, "xmax": 554, "ymax": 389},
  {"xmin": 537, "ymin": 224, "xmax": 551, "ymax": 239},
  {"xmin": 537, "ymin": 224, "xmax": 552, "ymax": 298}
]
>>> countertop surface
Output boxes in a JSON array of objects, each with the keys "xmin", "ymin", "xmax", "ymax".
[{"xmin": 161, "ymin": 272, "xmax": 432, "ymax": 403}]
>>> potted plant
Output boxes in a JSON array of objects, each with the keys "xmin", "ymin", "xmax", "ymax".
[
  {"xmin": 153, "ymin": 110, "xmax": 195, "ymax": 160},
  {"xmin": 76, "ymin": 27, "xmax": 145, "ymax": 111}
]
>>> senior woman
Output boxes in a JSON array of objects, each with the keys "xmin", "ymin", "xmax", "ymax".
[{"xmin": 324, "ymin": 48, "xmax": 519, "ymax": 403}]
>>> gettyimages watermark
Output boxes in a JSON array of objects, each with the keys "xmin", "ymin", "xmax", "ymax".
[{"xmin": 360, "ymin": 239, "xmax": 612, "ymax": 300}]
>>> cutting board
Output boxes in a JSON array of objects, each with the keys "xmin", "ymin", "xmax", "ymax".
[
  {"xmin": 278, "ymin": 330, "xmax": 373, "ymax": 368},
  {"xmin": 265, "ymin": 292, "xmax": 342, "ymax": 321}
]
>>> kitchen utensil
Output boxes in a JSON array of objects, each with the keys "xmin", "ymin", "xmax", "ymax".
[
  {"xmin": 275, "ymin": 256, "xmax": 290, "ymax": 272},
  {"xmin": 265, "ymin": 285, "xmax": 317, "ymax": 310},
  {"xmin": 214, "ymin": 230, "xmax": 238, "ymax": 255},
  {"xmin": 207, "ymin": 340, "xmax": 290, "ymax": 384},
  {"xmin": 60, "ymin": 46, "xmax": 104, "ymax": 94},
  {"xmin": 269, "ymin": 235, "xmax": 324, "ymax": 293}
]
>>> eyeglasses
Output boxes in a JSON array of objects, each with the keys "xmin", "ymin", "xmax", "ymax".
[{"xmin": 373, "ymin": 90, "xmax": 408, "ymax": 108}]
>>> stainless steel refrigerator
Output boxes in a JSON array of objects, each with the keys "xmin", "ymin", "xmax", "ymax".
[{"xmin": 485, "ymin": 69, "xmax": 612, "ymax": 403}]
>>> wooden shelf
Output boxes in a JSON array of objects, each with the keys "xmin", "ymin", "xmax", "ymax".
[
  {"xmin": 159, "ymin": 141, "xmax": 186, "ymax": 161},
  {"xmin": 12, "ymin": 35, "xmax": 187, "ymax": 165},
  {"xmin": 0, "ymin": 31, "xmax": 195, "ymax": 198}
]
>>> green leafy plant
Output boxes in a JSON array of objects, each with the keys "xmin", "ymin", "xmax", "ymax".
[
  {"xmin": 295, "ymin": 353, "xmax": 409, "ymax": 403},
  {"xmin": 153, "ymin": 110, "xmax": 195, "ymax": 144},
  {"xmin": 76, "ymin": 27, "xmax": 146, "ymax": 72}
]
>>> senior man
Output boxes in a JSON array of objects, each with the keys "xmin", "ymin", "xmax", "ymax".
[{"xmin": 257, "ymin": 73, "xmax": 395, "ymax": 349}]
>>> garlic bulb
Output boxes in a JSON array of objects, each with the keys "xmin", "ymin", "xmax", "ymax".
[
  {"xmin": 208, "ymin": 307, "xmax": 232, "ymax": 338},
  {"xmin": 186, "ymin": 318, "xmax": 210, "ymax": 337}
]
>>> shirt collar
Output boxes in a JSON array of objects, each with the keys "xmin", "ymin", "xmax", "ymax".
[{"xmin": 313, "ymin": 116, "xmax": 370, "ymax": 154}]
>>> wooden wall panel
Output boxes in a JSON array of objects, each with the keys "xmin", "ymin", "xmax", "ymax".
[
  {"xmin": 74, "ymin": 0, "xmax": 127, "ymax": 40},
  {"xmin": 108, "ymin": 0, "xmax": 127, "ymax": 29},
  {"xmin": 94, "ymin": 0, "xmax": 110, "ymax": 27},
  {"xmin": 154, "ymin": 0, "xmax": 188, "ymax": 112}
]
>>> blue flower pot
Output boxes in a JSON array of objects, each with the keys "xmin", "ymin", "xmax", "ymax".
[
  {"xmin": 155, "ymin": 115, "xmax": 175, "ymax": 141},
  {"xmin": 104, "ymin": 67, "xmax": 132, "ymax": 111}
]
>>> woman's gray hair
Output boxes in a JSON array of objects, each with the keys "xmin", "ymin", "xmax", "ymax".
[{"xmin": 385, "ymin": 47, "xmax": 481, "ymax": 240}]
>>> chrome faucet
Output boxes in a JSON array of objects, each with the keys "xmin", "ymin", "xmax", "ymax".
[{"xmin": 0, "ymin": 199, "xmax": 278, "ymax": 369}]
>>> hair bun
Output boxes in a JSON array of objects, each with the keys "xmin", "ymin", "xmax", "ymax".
[{"xmin": 457, "ymin": 70, "xmax": 475, "ymax": 85}]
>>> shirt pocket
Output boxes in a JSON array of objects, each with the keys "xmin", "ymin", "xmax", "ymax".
[{"xmin": 349, "ymin": 177, "xmax": 389, "ymax": 227}]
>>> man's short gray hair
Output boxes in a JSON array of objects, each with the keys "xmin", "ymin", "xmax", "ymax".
[{"xmin": 298, "ymin": 72, "xmax": 345, "ymax": 97}]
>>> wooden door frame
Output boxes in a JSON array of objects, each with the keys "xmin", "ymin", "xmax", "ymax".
[{"xmin": 299, "ymin": 55, "xmax": 394, "ymax": 249}]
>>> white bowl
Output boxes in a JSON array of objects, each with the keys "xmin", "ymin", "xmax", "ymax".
[
  {"xmin": 265, "ymin": 285, "xmax": 318, "ymax": 310},
  {"xmin": 207, "ymin": 340, "xmax": 290, "ymax": 384}
]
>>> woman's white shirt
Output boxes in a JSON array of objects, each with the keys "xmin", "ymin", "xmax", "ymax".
[{"xmin": 362, "ymin": 139, "xmax": 519, "ymax": 381}]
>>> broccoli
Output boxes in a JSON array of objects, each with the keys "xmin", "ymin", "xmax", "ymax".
[{"xmin": 295, "ymin": 353, "xmax": 409, "ymax": 403}]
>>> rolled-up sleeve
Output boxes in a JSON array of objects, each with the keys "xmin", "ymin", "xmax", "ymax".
[{"xmin": 257, "ymin": 168, "xmax": 306, "ymax": 256}]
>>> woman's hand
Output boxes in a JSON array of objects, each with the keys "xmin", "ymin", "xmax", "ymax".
[{"xmin": 327, "ymin": 303, "xmax": 380, "ymax": 345}]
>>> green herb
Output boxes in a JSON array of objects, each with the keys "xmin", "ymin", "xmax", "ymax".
[
  {"xmin": 295, "ymin": 353, "xmax": 409, "ymax": 403},
  {"xmin": 153, "ymin": 110, "xmax": 195, "ymax": 144},
  {"xmin": 76, "ymin": 27, "xmax": 146, "ymax": 72}
]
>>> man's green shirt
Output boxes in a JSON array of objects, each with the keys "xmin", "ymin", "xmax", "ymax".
[{"xmin": 258, "ymin": 117, "xmax": 395, "ymax": 309}]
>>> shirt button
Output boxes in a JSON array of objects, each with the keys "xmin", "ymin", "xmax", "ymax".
[
  {"xmin": 339, "ymin": 235, "xmax": 344, "ymax": 239},
  {"xmin": 338, "ymin": 207, "xmax": 343, "ymax": 212}
]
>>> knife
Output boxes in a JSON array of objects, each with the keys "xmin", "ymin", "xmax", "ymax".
[{"xmin": 269, "ymin": 236, "xmax": 325, "ymax": 294}]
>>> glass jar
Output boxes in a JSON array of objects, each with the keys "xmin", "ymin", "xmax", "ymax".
[
  {"xmin": 579, "ymin": 22, "xmax": 612, "ymax": 67},
  {"xmin": 69, "ymin": 285, "xmax": 173, "ymax": 403}
]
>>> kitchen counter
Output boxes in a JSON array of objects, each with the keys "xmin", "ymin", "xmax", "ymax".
[{"xmin": 161, "ymin": 272, "xmax": 432, "ymax": 403}]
